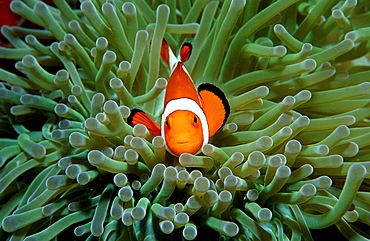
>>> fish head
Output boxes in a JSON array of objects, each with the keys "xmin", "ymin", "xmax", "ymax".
[{"xmin": 163, "ymin": 110, "xmax": 204, "ymax": 156}]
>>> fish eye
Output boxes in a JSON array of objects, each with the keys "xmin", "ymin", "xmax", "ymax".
[
  {"xmin": 193, "ymin": 116, "xmax": 198, "ymax": 123},
  {"xmin": 165, "ymin": 120, "xmax": 169, "ymax": 127}
]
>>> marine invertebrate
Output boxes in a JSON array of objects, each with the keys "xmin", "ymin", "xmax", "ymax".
[{"xmin": 0, "ymin": 0, "xmax": 370, "ymax": 240}]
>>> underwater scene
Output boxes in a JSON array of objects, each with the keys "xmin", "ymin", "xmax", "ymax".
[{"xmin": 0, "ymin": 0, "xmax": 370, "ymax": 240}]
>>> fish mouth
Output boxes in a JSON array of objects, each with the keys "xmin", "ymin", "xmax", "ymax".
[
  {"xmin": 165, "ymin": 136, "xmax": 202, "ymax": 156},
  {"xmin": 175, "ymin": 141, "xmax": 189, "ymax": 145},
  {"xmin": 168, "ymin": 137, "xmax": 196, "ymax": 146}
]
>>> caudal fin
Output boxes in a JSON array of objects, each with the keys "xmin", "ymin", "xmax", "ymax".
[
  {"xmin": 161, "ymin": 40, "xmax": 193, "ymax": 70},
  {"xmin": 179, "ymin": 42, "xmax": 192, "ymax": 62}
]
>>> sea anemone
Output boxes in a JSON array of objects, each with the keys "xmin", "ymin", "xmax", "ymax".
[{"xmin": 1, "ymin": 0, "xmax": 370, "ymax": 240}]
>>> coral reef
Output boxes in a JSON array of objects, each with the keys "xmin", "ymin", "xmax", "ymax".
[{"xmin": 1, "ymin": 0, "xmax": 370, "ymax": 240}]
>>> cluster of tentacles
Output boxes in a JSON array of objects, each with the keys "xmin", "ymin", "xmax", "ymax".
[{"xmin": 1, "ymin": 0, "xmax": 370, "ymax": 240}]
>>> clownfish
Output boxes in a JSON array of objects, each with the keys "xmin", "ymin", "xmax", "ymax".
[{"xmin": 128, "ymin": 40, "xmax": 230, "ymax": 156}]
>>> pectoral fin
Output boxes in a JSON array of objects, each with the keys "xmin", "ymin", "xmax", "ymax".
[
  {"xmin": 198, "ymin": 83, "xmax": 230, "ymax": 136},
  {"xmin": 127, "ymin": 109, "xmax": 161, "ymax": 136}
]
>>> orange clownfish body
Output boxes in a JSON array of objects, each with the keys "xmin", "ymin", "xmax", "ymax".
[{"xmin": 128, "ymin": 41, "xmax": 230, "ymax": 156}]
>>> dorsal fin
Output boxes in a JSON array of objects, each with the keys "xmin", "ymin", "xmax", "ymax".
[
  {"xmin": 127, "ymin": 109, "xmax": 161, "ymax": 136},
  {"xmin": 164, "ymin": 63, "xmax": 201, "ymax": 107},
  {"xmin": 198, "ymin": 83, "xmax": 230, "ymax": 136},
  {"xmin": 160, "ymin": 39, "xmax": 170, "ymax": 68},
  {"xmin": 160, "ymin": 39, "xmax": 178, "ymax": 70}
]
